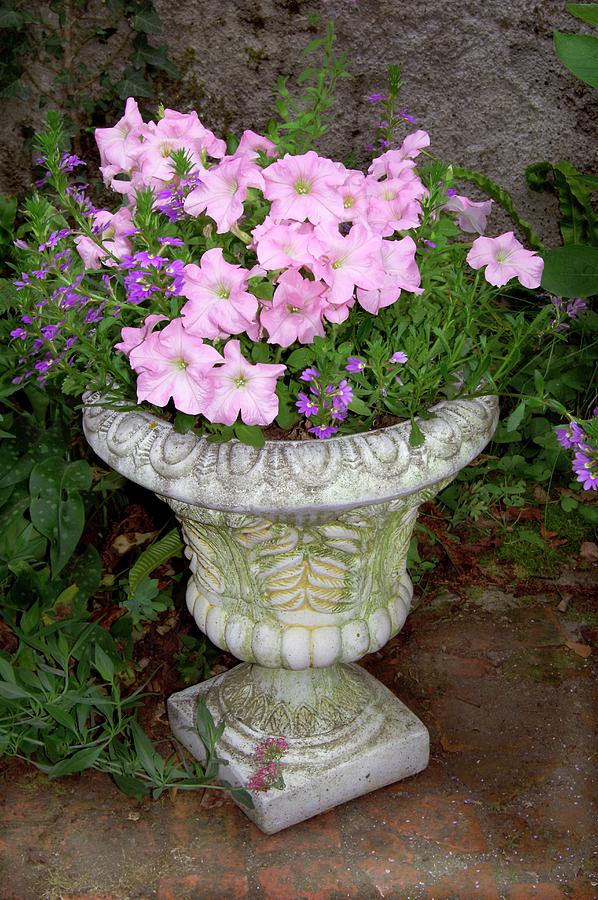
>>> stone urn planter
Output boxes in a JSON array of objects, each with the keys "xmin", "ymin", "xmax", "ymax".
[{"xmin": 83, "ymin": 393, "xmax": 498, "ymax": 833}]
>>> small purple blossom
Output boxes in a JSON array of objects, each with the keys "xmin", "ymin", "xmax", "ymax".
[
  {"xmin": 367, "ymin": 92, "xmax": 385, "ymax": 103},
  {"xmin": 400, "ymin": 107, "xmax": 416, "ymax": 123},
  {"xmin": 41, "ymin": 324, "xmax": 61, "ymax": 341},
  {"xmin": 10, "ymin": 327, "xmax": 27, "ymax": 340},
  {"xmin": 308, "ymin": 424, "xmax": 339, "ymax": 439},
  {"xmin": 59, "ymin": 153, "xmax": 86, "ymax": 172},
  {"xmin": 572, "ymin": 450, "xmax": 598, "ymax": 491},
  {"xmin": 345, "ymin": 356, "xmax": 366, "ymax": 373},
  {"xmin": 389, "ymin": 351, "xmax": 409, "ymax": 364},
  {"xmin": 300, "ymin": 367, "xmax": 320, "ymax": 382},
  {"xmin": 158, "ymin": 236, "xmax": 184, "ymax": 246},
  {"xmin": 296, "ymin": 392, "xmax": 319, "ymax": 417},
  {"xmin": 422, "ymin": 240, "xmax": 436, "ymax": 249},
  {"xmin": 555, "ymin": 421, "xmax": 585, "ymax": 450},
  {"xmin": 446, "ymin": 188, "xmax": 458, "ymax": 197},
  {"xmin": 14, "ymin": 239, "xmax": 29, "ymax": 250}
]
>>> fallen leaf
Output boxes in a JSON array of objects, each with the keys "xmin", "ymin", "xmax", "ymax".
[
  {"xmin": 565, "ymin": 640, "xmax": 592, "ymax": 659},
  {"xmin": 580, "ymin": 541, "xmax": 598, "ymax": 563},
  {"xmin": 534, "ymin": 486, "xmax": 551, "ymax": 503}
]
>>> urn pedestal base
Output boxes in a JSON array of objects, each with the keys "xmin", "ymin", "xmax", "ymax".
[{"xmin": 168, "ymin": 662, "xmax": 429, "ymax": 834}]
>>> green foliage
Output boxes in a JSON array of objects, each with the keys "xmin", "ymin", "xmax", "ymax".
[
  {"xmin": 127, "ymin": 527, "xmax": 183, "ymax": 597},
  {"xmin": 541, "ymin": 244, "xmax": 598, "ymax": 297},
  {"xmin": 267, "ymin": 21, "xmax": 350, "ymax": 154},
  {"xmin": 554, "ymin": 32, "xmax": 598, "ymax": 88}
]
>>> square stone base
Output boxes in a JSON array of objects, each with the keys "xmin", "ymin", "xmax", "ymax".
[{"xmin": 168, "ymin": 665, "xmax": 429, "ymax": 834}]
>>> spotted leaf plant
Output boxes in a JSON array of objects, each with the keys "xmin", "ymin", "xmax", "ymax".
[{"xmin": 4, "ymin": 61, "xmax": 573, "ymax": 453}]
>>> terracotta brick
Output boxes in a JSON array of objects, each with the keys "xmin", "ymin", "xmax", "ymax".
[
  {"xmin": 427, "ymin": 863, "xmax": 499, "ymax": 899},
  {"xmin": 358, "ymin": 859, "xmax": 424, "ymax": 898},
  {"xmin": 157, "ymin": 872, "xmax": 249, "ymax": 900},
  {"xmin": 255, "ymin": 858, "xmax": 362, "ymax": 899},
  {"xmin": 362, "ymin": 791, "xmax": 488, "ymax": 853},
  {"xmin": 351, "ymin": 827, "xmax": 414, "ymax": 863},
  {"xmin": 569, "ymin": 881, "xmax": 598, "ymax": 900},
  {"xmin": 249, "ymin": 808, "xmax": 341, "ymax": 854},
  {"xmin": 508, "ymin": 885, "xmax": 566, "ymax": 899}
]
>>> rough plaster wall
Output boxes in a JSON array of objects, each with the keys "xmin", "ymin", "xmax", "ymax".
[
  {"xmin": 1, "ymin": 0, "xmax": 596, "ymax": 244},
  {"xmin": 153, "ymin": 0, "xmax": 598, "ymax": 243}
]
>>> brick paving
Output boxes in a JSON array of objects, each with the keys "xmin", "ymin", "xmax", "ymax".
[{"xmin": 1, "ymin": 583, "xmax": 597, "ymax": 898}]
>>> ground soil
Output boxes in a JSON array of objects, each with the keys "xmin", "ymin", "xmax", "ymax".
[{"xmin": 1, "ymin": 506, "xmax": 597, "ymax": 899}]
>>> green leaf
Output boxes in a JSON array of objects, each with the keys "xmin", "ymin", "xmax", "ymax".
[
  {"xmin": 517, "ymin": 528, "xmax": 547, "ymax": 548},
  {"xmin": 554, "ymin": 32, "xmax": 598, "ymax": 87},
  {"xmin": 0, "ymin": 9, "xmax": 24, "ymax": 27},
  {"xmin": 132, "ymin": 8, "xmax": 162, "ymax": 32},
  {"xmin": 112, "ymin": 773, "xmax": 149, "ymax": 799},
  {"xmin": 285, "ymin": 347, "xmax": 315, "ymax": 370},
  {"xmin": 128, "ymin": 528, "xmax": 183, "ymax": 597},
  {"xmin": 560, "ymin": 495, "xmax": 579, "ymax": 512},
  {"xmin": 0, "ymin": 657, "xmax": 16, "ymax": 682},
  {"xmin": 0, "ymin": 680, "xmax": 31, "ymax": 700},
  {"xmin": 94, "ymin": 645, "xmax": 115, "ymax": 683},
  {"xmin": 173, "ymin": 412, "xmax": 197, "ymax": 434},
  {"xmin": 506, "ymin": 402, "xmax": 527, "ymax": 432},
  {"xmin": 230, "ymin": 786, "xmax": 254, "ymax": 809},
  {"xmin": 46, "ymin": 704, "xmax": 77, "ymax": 733},
  {"xmin": 567, "ymin": 3, "xmax": 598, "ymax": 27},
  {"xmin": 233, "ymin": 423, "xmax": 265, "ymax": 448},
  {"xmin": 129, "ymin": 719, "xmax": 161, "ymax": 778},
  {"xmin": 45, "ymin": 745, "xmax": 104, "ymax": 778},
  {"xmin": 348, "ymin": 397, "xmax": 371, "ymax": 417},
  {"xmin": 409, "ymin": 420, "xmax": 425, "ymax": 448},
  {"xmin": 541, "ymin": 244, "xmax": 598, "ymax": 297},
  {"xmin": 578, "ymin": 504, "xmax": 598, "ymax": 524}
]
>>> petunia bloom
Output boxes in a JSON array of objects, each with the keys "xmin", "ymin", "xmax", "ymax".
[
  {"xmin": 184, "ymin": 155, "xmax": 265, "ymax": 232},
  {"xmin": 260, "ymin": 268, "xmax": 328, "ymax": 347},
  {"xmin": 180, "ymin": 248, "xmax": 258, "ymax": 339},
  {"xmin": 128, "ymin": 318, "xmax": 222, "ymax": 414},
  {"xmin": 356, "ymin": 235, "xmax": 422, "ymax": 314},
  {"xmin": 262, "ymin": 151, "xmax": 346, "ymax": 224},
  {"xmin": 309, "ymin": 223, "xmax": 385, "ymax": 305},
  {"xmin": 444, "ymin": 193, "xmax": 493, "ymax": 234},
  {"xmin": 200, "ymin": 339, "xmax": 286, "ymax": 426},
  {"xmin": 115, "ymin": 313, "xmax": 168, "ymax": 356},
  {"xmin": 466, "ymin": 232, "xmax": 544, "ymax": 289}
]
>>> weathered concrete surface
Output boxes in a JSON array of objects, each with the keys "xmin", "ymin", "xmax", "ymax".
[
  {"xmin": 2, "ymin": 0, "xmax": 597, "ymax": 244},
  {"xmin": 1, "ymin": 583, "xmax": 597, "ymax": 898}
]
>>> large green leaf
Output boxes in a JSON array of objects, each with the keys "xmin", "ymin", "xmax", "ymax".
[
  {"xmin": 541, "ymin": 244, "xmax": 598, "ymax": 297},
  {"xmin": 127, "ymin": 528, "xmax": 183, "ymax": 597},
  {"xmin": 567, "ymin": 3, "xmax": 598, "ymax": 26},
  {"xmin": 29, "ymin": 457, "xmax": 92, "ymax": 577},
  {"xmin": 554, "ymin": 33, "xmax": 598, "ymax": 87}
]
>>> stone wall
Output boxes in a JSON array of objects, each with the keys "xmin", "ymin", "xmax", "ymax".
[{"xmin": 3, "ymin": 0, "xmax": 597, "ymax": 243}]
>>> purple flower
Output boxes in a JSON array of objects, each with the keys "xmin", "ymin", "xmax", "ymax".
[
  {"xmin": 400, "ymin": 107, "xmax": 416, "ymax": 123},
  {"xmin": 41, "ymin": 324, "xmax": 60, "ymax": 341},
  {"xmin": 389, "ymin": 351, "xmax": 408, "ymax": 364},
  {"xmin": 555, "ymin": 422, "xmax": 585, "ymax": 450},
  {"xmin": 158, "ymin": 236, "xmax": 184, "ymax": 246},
  {"xmin": 572, "ymin": 450, "xmax": 598, "ymax": 491},
  {"xmin": 367, "ymin": 92, "xmax": 385, "ymax": 103},
  {"xmin": 14, "ymin": 239, "xmax": 29, "ymax": 250},
  {"xmin": 59, "ymin": 153, "xmax": 86, "ymax": 172},
  {"xmin": 308, "ymin": 424, "xmax": 339, "ymax": 439},
  {"xmin": 10, "ymin": 327, "xmax": 27, "ymax": 340},
  {"xmin": 34, "ymin": 360, "xmax": 53, "ymax": 374},
  {"xmin": 566, "ymin": 298, "xmax": 587, "ymax": 319},
  {"xmin": 296, "ymin": 393, "xmax": 319, "ymax": 417},
  {"xmin": 422, "ymin": 240, "xmax": 436, "ymax": 249},
  {"xmin": 378, "ymin": 138, "xmax": 391, "ymax": 149},
  {"xmin": 446, "ymin": 188, "xmax": 457, "ymax": 197},
  {"xmin": 335, "ymin": 379, "xmax": 353, "ymax": 407},
  {"xmin": 300, "ymin": 367, "xmax": 320, "ymax": 383},
  {"xmin": 345, "ymin": 356, "xmax": 366, "ymax": 373}
]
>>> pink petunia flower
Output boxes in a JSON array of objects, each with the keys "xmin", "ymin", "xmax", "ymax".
[
  {"xmin": 200, "ymin": 339, "xmax": 286, "ymax": 426},
  {"xmin": 74, "ymin": 207, "xmax": 134, "ymax": 269},
  {"xmin": 356, "ymin": 235, "xmax": 422, "ymax": 313},
  {"xmin": 336, "ymin": 169, "xmax": 369, "ymax": 224},
  {"xmin": 368, "ymin": 129, "xmax": 430, "ymax": 179},
  {"xmin": 466, "ymin": 232, "xmax": 544, "ymax": 288},
  {"xmin": 254, "ymin": 219, "xmax": 314, "ymax": 270},
  {"xmin": 128, "ymin": 318, "xmax": 222, "ymax": 414},
  {"xmin": 309, "ymin": 223, "xmax": 385, "ymax": 305},
  {"xmin": 115, "ymin": 313, "xmax": 168, "ymax": 356},
  {"xmin": 180, "ymin": 248, "xmax": 258, "ymax": 340},
  {"xmin": 95, "ymin": 97, "xmax": 144, "ymax": 172},
  {"xmin": 233, "ymin": 129, "xmax": 277, "ymax": 160},
  {"xmin": 444, "ymin": 193, "xmax": 493, "ymax": 234},
  {"xmin": 184, "ymin": 155, "xmax": 265, "ymax": 232},
  {"xmin": 262, "ymin": 151, "xmax": 346, "ymax": 224},
  {"xmin": 260, "ymin": 268, "xmax": 328, "ymax": 347},
  {"xmin": 364, "ymin": 170, "xmax": 427, "ymax": 236}
]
